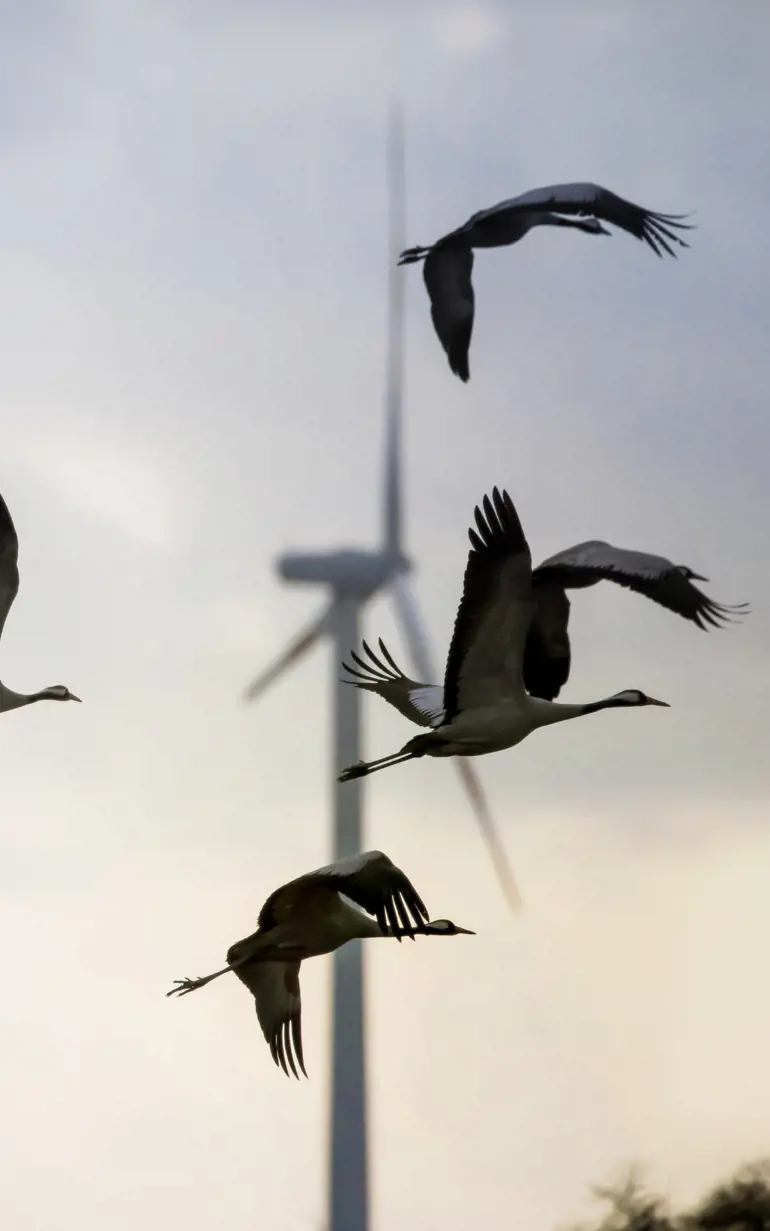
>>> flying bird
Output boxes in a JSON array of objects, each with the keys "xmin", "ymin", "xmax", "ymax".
[
  {"xmin": 167, "ymin": 850, "xmax": 474, "ymax": 1079},
  {"xmin": 344, "ymin": 540, "xmax": 746, "ymax": 714},
  {"xmin": 0, "ymin": 489, "xmax": 81, "ymax": 714},
  {"xmin": 338, "ymin": 488, "xmax": 670, "ymax": 783},
  {"xmin": 399, "ymin": 182, "xmax": 692, "ymax": 381}
]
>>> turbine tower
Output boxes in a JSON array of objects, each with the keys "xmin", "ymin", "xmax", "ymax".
[{"xmin": 242, "ymin": 105, "xmax": 519, "ymax": 1231}]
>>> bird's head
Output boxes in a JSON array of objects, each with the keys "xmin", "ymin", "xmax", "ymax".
[
  {"xmin": 42, "ymin": 685, "xmax": 81, "ymax": 703},
  {"xmin": 423, "ymin": 919, "xmax": 475, "ymax": 936},
  {"xmin": 610, "ymin": 688, "xmax": 670, "ymax": 708},
  {"xmin": 677, "ymin": 565, "xmax": 708, "ymax": 583}
]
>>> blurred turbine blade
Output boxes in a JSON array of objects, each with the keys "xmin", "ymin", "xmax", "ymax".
[
  {"xmin": 454, "ymin": 758, "xmax": 523, "ymax": 915},
  {"xmin": 383, "ymin": 99, "xmax": 406, "ymax": 556},
  {"xmin": 390, "ymin": 571, "xmax": 434, "ymax": 682},
  {"xmin": 391, "ymin": 572, "xmax": 523, "ymax": 914},
  {"xmin": 242, "ymin": 604, "xmax": 333, "ymax": 704}
]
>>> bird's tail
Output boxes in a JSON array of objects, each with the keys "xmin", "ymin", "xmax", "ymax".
[{"xmin": 338, "ymin": 732, "xmax": 437, "ymax": 782}]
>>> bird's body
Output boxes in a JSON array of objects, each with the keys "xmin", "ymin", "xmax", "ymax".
[
  {"xmin": 338, "ymin": 489, "xmax": 672, "ymax": 783},
  {"xmin": 344, "ymin": 641, "xmax": 589, "ymax": 752},
  {"xmin": 446, "ymin": 205, "xmax": 603, "ymax": 251},
  {"xmin": 0, "ymin": 490, "xmax": 80, "ymax": 713},
  {"xmin": 399, "ymin": 181, "xmax": 692, "ymax": 381},
  {"xmin": 407, "ymin": 695, "xmax": 589, "ymax": 756},
  {"xmin": 168, "ymin": 850, "xmax": 473, "ymax": 1078},
  {"xmin": 231, "ymin": 883, "xmax": 387, "ymax": 965}
]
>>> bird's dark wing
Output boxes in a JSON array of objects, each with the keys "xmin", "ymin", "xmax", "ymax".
[
  {"xmin": 341, "ymin": 639, "xmax": 445, "ymax": 728},
  {"xmin": 470, "ymin": 182, "xmax": 692, "ymax": 258},
  {"xmin": 443, "ymin": 487, "xmax": 536, "ymax": 723},
  {"xmin": 285, "ymin": 850, "xmax": 429, "ymax": 938},
  {"xmin": 0, "ymin": 491, "xmax": 20, "ymax": 642},
  {"xmin": 233, "ymin": 960, "xmax": 307, "ymax": 1079},
  {"xmin": 422, "ymin": 243, "xmax": 475, "ymax": 382},
  {"xmin": 522, "ymin": 587, "xmax": 572, "ymax": 701},
  {"xmin": 534, "ymin": 540, "xmax": 748, "ymax": 630}
]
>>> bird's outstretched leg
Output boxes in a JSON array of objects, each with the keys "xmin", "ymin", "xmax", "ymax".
[
  {"xmin": 397, "ymin": 245, "xmax": 429, "ymax": 265},
  {"xmin": 338, "ymin": 750, "xmax": 416, "ymax": 782},
  {"xmin": 166, "ymin": 966, "xmax": 230, "ymax": 997}
]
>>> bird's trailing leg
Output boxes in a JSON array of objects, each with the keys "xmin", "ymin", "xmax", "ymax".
[
  {"xmin": 397, "ymin": 245, "xmax": 429, "ymax": 265},
  {"xmin": 166, "ymin": 966, "xmax": 232, "ymax": 997},
  {"xmin": 338, "ymin": 750, "xmax": 416, "ymax": 782}
]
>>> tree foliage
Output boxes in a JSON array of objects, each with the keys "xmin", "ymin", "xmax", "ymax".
[{"xmin": 574, "ymin": 1162, "xmax": 770, "ymax": 1231}]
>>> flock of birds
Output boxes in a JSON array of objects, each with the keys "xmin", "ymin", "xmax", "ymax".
[{"xmin": 2, "ymin": 179, "xmax": 748, "ymax": 1079}]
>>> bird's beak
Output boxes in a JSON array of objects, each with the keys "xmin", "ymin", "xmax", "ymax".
[
  {"xmin": 690, "ymin": 572, "xmax": 709, "ymax": 582},
  {"xmin": 646, "ymin": 697, "xmax": 670, "ymax": 707},
  {"xmin": 455, "ymin": 926, "xmax": 476, "ymax": 935},
  {"xmin": 597, "ymin": 222, "xmax": 612, "ymax": 235},
  {"xmin": 70, "ymin": 693, "xmax": 82, "ymax": 703}
]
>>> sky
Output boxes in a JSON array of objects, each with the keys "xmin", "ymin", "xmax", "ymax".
[{"xmin": 1, "ymin": 2, "xmax": 770, "ymax": 1228}]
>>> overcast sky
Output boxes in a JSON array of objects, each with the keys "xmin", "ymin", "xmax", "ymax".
[{"xmin": 1, "ymin": 3, "xmax": 770, "ymax": 1229}]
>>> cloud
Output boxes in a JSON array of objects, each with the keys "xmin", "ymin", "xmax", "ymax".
[
  {"xmin": 431, "ymin": 6, "xmax": 505, "ymax": 56},
  {"xmin": 3, "ymin": 413, "xmax": 183, "ymax": 551}
]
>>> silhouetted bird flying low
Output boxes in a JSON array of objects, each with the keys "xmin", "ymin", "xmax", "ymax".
[{"xmin": 167, "ymin": 850, "xmax": 474, "ymax": 1079}]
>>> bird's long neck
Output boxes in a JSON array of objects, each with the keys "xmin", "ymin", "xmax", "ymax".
[
  {"xmin": 377, "ymin": 921, "xmax": 455, "ymax": 938},
  {"xmin": 577, "ymin": 694, "xmax": 641, "ymax": 716},
  {"xmin": 525, "ymin": 696, "xmax": 592, "ymax": 727},
  {"xmin": 527, "ymin": 692, "xmax": 644, "ymax": 727},
  {"xmin": 354, "ymin": 915, "xmax": 390, "ymax": 939},
  {"xmin": 0, "ymin": 683, "xmax": 46, "ymax": 712},
  {"xmin": 339, "ymin": 906, "xmax": 456, "ymax": 940}
]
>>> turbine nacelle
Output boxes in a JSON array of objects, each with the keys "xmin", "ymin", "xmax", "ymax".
[{"xmin": 278, "ymin": 549, "xmax": 411, "ymax": 599}]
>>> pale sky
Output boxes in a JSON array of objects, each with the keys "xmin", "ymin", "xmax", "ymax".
[{"xmin": 1, "ymin": 4, "xmax": 770, "ymax": 1229}]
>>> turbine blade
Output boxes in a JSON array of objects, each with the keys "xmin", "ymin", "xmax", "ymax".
[
  {"xmin": 392, "ymin": 572, "xmax": 523, "ymax": 915},
  {"xmin": 383, "ymin": 99, "xmax": 406, "ymax": 556},
  {"xmin": 390, "ymin": 571, "xmax": 436, "ymax": 682},
  {"xmin": 241, "ymin": 604, "xmax": 333, "ymax": 703},
  {"xmin": 454, "ymin": 758, "xmax": 523, "ymax": 915}
]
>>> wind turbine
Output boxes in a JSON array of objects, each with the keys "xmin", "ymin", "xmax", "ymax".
[{"xmin": 241, "ymin": 105, "xmax": 520, "ymax": 1231}]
